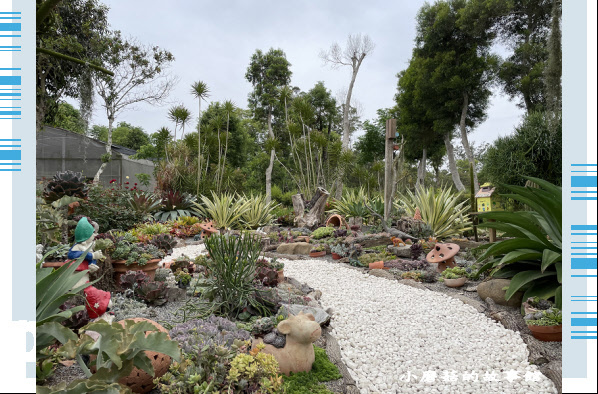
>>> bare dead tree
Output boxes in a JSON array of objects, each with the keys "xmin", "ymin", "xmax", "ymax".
[
  {"xmin": 92, "ymin": 33, "xmax": 177, "ymax": 183},
  {"xmin": 321, "ymin": 34, "xmax": 374, "ymax": 197}
]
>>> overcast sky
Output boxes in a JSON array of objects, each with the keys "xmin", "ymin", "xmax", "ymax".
[{"xmin": 80, "ymin": 0, "xmax": 525, "ymax": 147}]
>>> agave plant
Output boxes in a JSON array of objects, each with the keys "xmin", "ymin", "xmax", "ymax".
[
  {"xmin": 126, "ymin": 190, "xmax": 161, "ymax": 219},
  {"xmin": 154, "ymin": 191, "xmax": 197, "ymax": 222},
  {"xmin": 240, "ymin": 194, "xmax": 280, "ymax": 229},
  {"xmin": 397, "ymin": 185, "xmax": 472, "ymax": 239},
  {"xmin": 193, "ymin": 192, "xmax": 251, "ymax": 230},
  {"xmin": 474, "ymin": 177, "xmax": 562, "ymax": 308},
  {"xmin": 329, "ymin": 187, "xmax": 370, "ymax": 220},
  {"xmin": 43, "ymin": 170, "xmax": 89, "ymax": 203}
]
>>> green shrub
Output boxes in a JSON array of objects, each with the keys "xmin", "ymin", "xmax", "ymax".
[
  {"xmin": 193, "ymin": 192, "xmax": 251, "ymax": 229},
  {"xmin": 474, "ymin": 177, "xmax": 562, "ymax": 308},
  {"xmin": 329, "ymin": 187, "xmax": 370, "ymax": 220},
  {"xmin": 441, "ymin": 267, "xmax": 468, "ymax": 279},
  {"xmin": 358, "ymin": 252, "xmax": 394, "ymax": 267},
  {"xmin": 240, "ymin": 194, "xmax": 280, "ymax": 229},
  {"xmin": 311, "ymin": 226, "xmax": 335, "ymax": 239}
]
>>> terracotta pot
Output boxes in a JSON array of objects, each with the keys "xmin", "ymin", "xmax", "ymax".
[
  {"xmin": 277, "ymin": 269, "xmax": 284, "ymax": 283},
  {"xmin": 368, "ymin": 261, "xmax": 387, "ymax": 270},
  {"xmin": 527, "ymin": 324, "xmax": 562, "ymax": 342},
  {"xmin": 309, "ymin": 251, "xmax": 326, "ymax": 258},
  {"xmin": 41, "ymin": 261, "xmax": 68, "ymax": 269},
  {"xmin": 444, "ymin": 277, "xmax": 467, "ymax": 288},
  {"xmin": 331, "ymin": 253, "xmax": 342, "ymax": 260},
  {"xmin": 112, "ymin": 259, "xmax": 160, "ymax": 288}
]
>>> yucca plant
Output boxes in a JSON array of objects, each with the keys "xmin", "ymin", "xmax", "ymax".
[
  {"xmin": 474, "ymin": 177, "xmax": 562, "ymax": 308},
  {"xmin": 193, "ymin": 192, "xmax": 251, "ymax": 230},
  {"xmin": 397, "ymin": 185, "xmax": 472, "ymax": 239},
  {"xmin": 240, "ymin": 194, "xmax": 280, "ymax": 229}
]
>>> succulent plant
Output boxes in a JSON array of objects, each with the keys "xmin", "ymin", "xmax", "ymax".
[
  {"xmin": 252, "ymin": 316, "xmax": 275, "ymax": 335},
  {"xmin": 384, "ymin": 259, "xmax": 430, "ymax": 271},
  {"xmin": 119, "ymin": 270, "xmax": 150, "ymax": 290},
  {"xmin": 333, "ymin": 228, "xmax": 347, "ymax": 238},
  {"xmin": 410, "ymin": 242, "xmax": 424, "ymax": 260},
  {"xmin": 311, "ymin": 226, "xmax": 335, "ymax": 239},
  {"xmin": 59, "ymin": 299, "xmax": 90, "ymax": 330},
  {"xmin": 43, "ymin": 170, "xmax": 89, "ymax": 203},
  {"xmin": 263, "ymin": 329, "xmax": 286, "ymax": 348},
  {"xmin": 169, "ymin": 315, "xmax": 251, "ymax": 355},
  {"xmin": 136, "ymin": 280, "xmax": 168, "ymax": 306}
]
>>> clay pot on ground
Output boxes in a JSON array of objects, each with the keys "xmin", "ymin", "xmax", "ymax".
[
  {"xmin": 41, "ymin": 261, "xmax": 68, "ymax": 269},
  {"xmin": 527, "ymin": 324, "xmax": 562, "ymax": 342},
  {"xmin": 368, "ymin": 261, "xmax": 387, "ymax": 270},
  {"xmin": 331, "ymin": 253, "xmax": 342, "ymax": 260},
  {"xmin": 444, "ymin": 277, "xmax": 467, "ymax": 288},
  {"xmin": 277, "ymin": 269, "xmax": 284, "ymax": 283},
  {"xmin": 309, "ymin": 250, "xmax": 326, "ymax": 258},
  {"xmin": 325, "ymin": 214, "xmax": 350, "ymax": 230},
  {"xmin": 426, "ymin": 243, "xmax": 460, "ymax": 272},
  {"xmin": 113, "ymin": 259, "xmax": 160, "ymax": 289}
]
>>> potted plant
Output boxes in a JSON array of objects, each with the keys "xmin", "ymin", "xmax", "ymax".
[
  {"xmin": 174, "ymin": 268, "xmax": 192, "ymax": 288},
  {"xmin": 524, "ymin": 308, "xmax": 562, "ymax": 342},
  {"xmin": 440, "ymin": 267, "xmax": 467, "ymax": 287},
  {"xmin": 309, "ymin": 245, "xmax": 326, "ymax": 258},
  {"xmin": 522, "ymin": 296, "xmax": 553, "ymax": 315},
  {"xmin": 369, "ymin": 260, "xmax": 386, "ymax": 270},
  {"xmin": 330, "ymin": 244, "xmax": 349, "ymax": 260},
  {"xmin": 111, "ymin": 240, "xmax": 164, "ymax": 285},
  {"xmin": 269, "ymin": 258, "xmax": 285, "ymax": 283}
]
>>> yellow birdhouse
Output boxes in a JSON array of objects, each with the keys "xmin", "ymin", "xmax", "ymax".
[{"xmin": 475, "ymin": 183, "xmax": 504, "ymax": 212}]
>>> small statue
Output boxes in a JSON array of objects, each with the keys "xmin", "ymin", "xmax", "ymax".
[
  {"xmin": 254, "ymin": 312, "xmax": 322, "ymax": 375},
  {"xmin": 68, "ymin": 217, "xmax": 104, "ymax": 287},
  {"xmin": 83, "ymin": 286, "xmax": 115, "ymax": 323}
]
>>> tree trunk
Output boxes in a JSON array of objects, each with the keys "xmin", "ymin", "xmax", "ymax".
[
  {"xmin": 197, "ymin": 100, "xmax": 202, "ymax": 195},
  {"xmin": 415, "ymin": 148, "xmax": 427, "ymax": 189},
  {"xmin": 444, "ymin": 132, "xmax": 465, "ymax": 191},
  {"xmin": 265, "ymin": 108, "xmax": 275, "ymax": 203},
  {"xmin": 292, "ymin": 187, "xmax": 329, "ymax": 229},
  {"xmin": 459, "ymin": 92, "xmax": 479, "ymax": 192},
  {"xmin": 93, "ymin": 113, "xmax": 114, "ymax": 183}
]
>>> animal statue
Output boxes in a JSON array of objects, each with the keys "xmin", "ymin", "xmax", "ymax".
[{"xmin": 255, "ymin": 312, "xmax": 322, "ymax": 375}]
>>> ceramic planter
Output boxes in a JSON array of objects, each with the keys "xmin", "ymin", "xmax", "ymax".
[
  {"xmin": 444, "ymin": 277, "xmax": 467, "ymax": 288},
  {"xmin": 113, "ymin": 258, "xmax": 160, "ymax": 288},
  {"xmin": 368, "ymin": 261, "xmax": 387, "ymax": 270},
  {"xmin": 309, "ymin": 251, "xmax": 326, "ymax": 258},
  {"xmin": 42, "ymin": 261, "xmax": 68, "ymax": 269},
  {"xmin": 331, "ymin": 253, "xmax": 342, "ymax": 260},
  {"xmin": 527, "ymin": 324, "xmax": 562, "ymax": 342}
]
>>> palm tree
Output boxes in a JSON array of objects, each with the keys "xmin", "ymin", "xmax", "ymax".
[
  {"xmin": 167, "ymin": 105, "xmax": 192, "ymax": 141},
  {"xmin": 219, "ymin": 100, "xmax": 236, "ymax": 192},
  {"xmin": 191, "ymin": 80, "xmax": 210, "ymax": 195}
]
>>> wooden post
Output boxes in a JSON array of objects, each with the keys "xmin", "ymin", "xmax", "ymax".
[
  {"xmin": 384, "ymin": 119, "xmax": 397, "ymax": 221},
  {"xmin": 488, "ymin": 219, "xmax": 496, "ymax": 242}
]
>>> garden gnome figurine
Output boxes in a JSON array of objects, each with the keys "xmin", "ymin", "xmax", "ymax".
[
  {"xmin": 84, "ymin": 286, "xmax": 115, "ymax": 323},
  {"xmin": 68, "ymin": 217, "xmax": 104, "ymax": 288}
]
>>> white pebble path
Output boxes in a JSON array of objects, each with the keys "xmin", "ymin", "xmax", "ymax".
[
  {"xmin": 281, "ymin": 258, "xmax": 558, "ymax": 394},
  {"xmin": 163, "ymin": 244, "xmax": 557, "ymax": 394}
]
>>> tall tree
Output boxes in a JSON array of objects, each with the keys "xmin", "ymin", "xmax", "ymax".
[
  {"xmin": 92, "ymin": 31, "xmax": 176, "ymax": 183},
  {"xmin": 36, "ymin": 0, "xmax": 109, "ymax": 132},
  {"xmin": 544, "ymin": 0, "xmax": 562, "ymax": 114},
  {"xmin": 168, "ymin": 104, "xmax": 192, "ymax": 140},
  {"xmin": 245, "ymin": 48, "xmax": 292, "ymax": 203},
  {"xmin": 413, "ymin": 0, "xmax": 498, "ymax": 192},
  {"xmin": 50, "ymin": 102, "xmax": 87, "ymax": 134},
  {"xmin": 190, "ymin": 80, "xmax": 210, "ymax": 195},
  {"xmin": 320, "ymin": 34, "xmax": 374, "ymax": 197}
]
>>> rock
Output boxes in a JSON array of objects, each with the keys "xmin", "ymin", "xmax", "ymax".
[
  {"xmin": 165, "ymin": 287, "xmax": 187, "ymax": 302},
  {"xmin": 449, "ymin": 294, "xmax": 487, "ymax": 313},
  {"xmin": 261, "ymin": 226, "xmax": 280, "ymax": 234},
  {"xmin": 464, "ymin": 285, "xmax": 478, "ymax": 292},
  {"xmin": 277, "ymin": 242, "xmax": 313, "ymax": 255},
  {"xmin": 346, "ymin": 233, "xmax": 393, "ymax": 248},
  {"xmin": 399, "ymin": 279, "xmax": 428, "ymax": 291},
  {"xmin": 281, "ymin": 304, "xmax": 331, "ymax": 326},
  {"xmin": 387, "ymin": 245, "xmax": 412, "ymax": 258},
  {"xmin": 308, "ymin": 290, "xmax": 323, "ymax": 300},
  {"xmin": 368, "ymin": 269, "xmax": 395, "ymax": 280},
  {"xmin": 284, "ymin": 278, "xmax": 314, "ymax": 294},
  {"xmin": 477, "ymin": 279, "xmax": 524, "ymax": 307}
]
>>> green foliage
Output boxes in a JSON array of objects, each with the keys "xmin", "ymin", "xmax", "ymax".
[
  {"xmin": 441, "ymin": 267, "xmax": 468, "ymax": 279},
  {"xmin": 154, "ymin": 191, "xmax": 196, "ymax": 222},
  {"xmin": 111, "ymin": 241, "xmax": 164, "ymax": 266},
  {"xmin": 358, "ymin": 252, "xmax": 394, "ymax": 267},
  {"xmin": 284, "ymin": 346, "xmax": 343, "ymax": 394},
  {"xmin": 330, "ymin": 187, "xmax": 370, "ymax": 220},
  {"xmin": 241, "ymin": 194, "xmax": 280, "ymax": 229},
  {"xmin": 398, "ymin": 185, "xmax": 472, "ymax": 239},
  {"xmin": 126, "ymin": 190, "xmax": 161, "ymax": 220},
  {"xmin": 227, "ymin": 345, "xmax": 283, "ymax": 393},
  {"xmin": 50, "ymin": 102, "xmax": 87, "ymax": 134},
  {"xmin": 474, "ymin": 177, "xmax": 562, "ymax": 308},
  {"xmin": 37, "ymin": 196, "xmax": 80, "ymax": 247},
  {"xmin": 525, "ymin": 308, "xmax": 562, "ymax": 326},
  {"xmin": 135, "ymin": 173, "xmax": 151, "ymax": 188},
  {"xmin": 201, "ymin": 233, "xmax": 274, "ymax": 318},
  {"xmin": 194, "ymin": 192, "xmax": 252, "ymax": 229},
  {"xmin": 311, "ymin": 226, "xmax": 335, "ymax": 239},
  {"xmin": 481, "ymin": 111, "xmax": 562, "ymax": 192},
  {"xmin": 271, "ymin": 185, "xmax": 295, "ymax": 207}
]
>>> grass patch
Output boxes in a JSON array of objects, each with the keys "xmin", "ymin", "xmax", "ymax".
[{"xmin": 283, "ymin": 345, "xmax": 342, "ymax": 393}]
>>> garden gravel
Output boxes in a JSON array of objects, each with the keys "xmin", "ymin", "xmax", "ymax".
[{"xmin": 281, "ymin": 258, "xmax": 558, "ymax": 394}]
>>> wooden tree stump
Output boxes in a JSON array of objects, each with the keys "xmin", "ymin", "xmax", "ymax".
[{"xmin": 292, "ymin": 187, "xmax": 330, "ymax": 229}]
